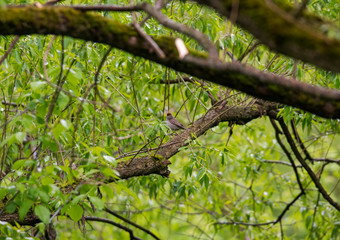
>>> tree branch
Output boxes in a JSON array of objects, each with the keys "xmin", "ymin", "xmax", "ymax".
[
  {"xmin": 113, "ymin": 101, "xmax": 278, "ymax": 179},
  {"xmin": 216, "ymin": 192, "xmax": 304, "ymax": 226},
  {"xmin": 278, "ymin": 120, "xmax": 340, "ymax": 211},
  {"xmin": 0, "ymin": 6, "xmax": 339, "ymax": 118},
  {"xmin": 105, "ymin": 208, "xmax": 160, "ymax": 240},
  {"xmin": 84, "ymin": 216, "xmax": 142, "ymax": 240},
  {"xmin": 192, "ymin": 0, "xmax": 340, "ymax": 73}
]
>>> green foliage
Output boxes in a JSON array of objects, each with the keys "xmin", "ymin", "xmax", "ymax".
[{"xmin": 0, "ymin": 0, "xmax": 339, "ymax": 239}]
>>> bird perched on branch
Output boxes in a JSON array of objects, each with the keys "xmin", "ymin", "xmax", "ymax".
[{"xmin": 166, "ymin": 113, "xmax": 186, "ymax": 130}]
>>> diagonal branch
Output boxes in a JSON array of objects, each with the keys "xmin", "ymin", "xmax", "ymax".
[
  {"xmin": 192, "ymin": 0, "xmax": 340, "ymax": 73},
  {"xmin": 215, "ymin": 192, "xmax": 304, "ymax": 226},
  {"xmin": 85, "ymin": 216, "xmax": 142, "ymax": 240},
  {"xmin": 113, "ymin": 101, "xmax": 278, "ymax": 180},
  {"xmin": 105, "ymin": 208, "xmax": 160, "ymax": 240},
  {"xmin": 0, "ymin": 6, "xmax": 339, "ymax": 118},
  {"xmin": 270, "ymin": 118, "xmax": 304, "ymax": 193},
  {"xmin": 278, "ymin": 119, "xmax": 340, "ymax": 211}
]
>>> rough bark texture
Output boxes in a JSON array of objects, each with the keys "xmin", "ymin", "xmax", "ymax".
[
  {"xmin": 193, "ymin": 0, "xmax": 340, "ymax": 73},
  {"xmin": 0, "ymin": 6, "xmax": 339, "ymax": 118},
  {"xmin": 0, "ymin": 101, "xmax": 278, "ymax": 225},
  {"xmin": 106, "ymin": 101, "xmax": 278, "ymax": 181}
]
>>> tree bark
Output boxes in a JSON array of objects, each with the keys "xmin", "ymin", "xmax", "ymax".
[
  {"xmin": 192, "ymin": 0, "xmax": 340, "ymax": 73},
  {"xmin": 0, "ymin": 6, "xmax": 339, "ymax": 118}
]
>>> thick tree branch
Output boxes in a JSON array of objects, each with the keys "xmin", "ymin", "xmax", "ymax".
[
  {"xmin": 0, "ymin": 6, "xmax": 339, "ymax": 118},
  {"xmin": 0, "ymin": 101, "xmax": 278, "ymax": 226},
  {"xmin": 192, "ymin": 0, "xmax": 340, "ymax": 73},
  {"xmin": 113, "ymin": 101, "xmax": 278, "ymax": 179}
]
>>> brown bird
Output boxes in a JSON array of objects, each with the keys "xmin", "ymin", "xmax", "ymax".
[{"xmin": 166, "ymin": 113, "xmax": 186, "ymax": 130}]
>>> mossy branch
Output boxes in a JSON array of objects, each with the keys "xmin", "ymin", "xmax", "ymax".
[
  {"xmin": 0, "ymin": 6, "xmax": 339, "ymax": 118},
  {"xmin": 192, "ymin": 0, "xmax": 340, "ymax": 73}
]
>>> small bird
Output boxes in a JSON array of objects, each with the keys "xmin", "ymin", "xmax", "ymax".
[{"xmin": 166, "ymin": 113, "xmax": 186, "ymax": 130}]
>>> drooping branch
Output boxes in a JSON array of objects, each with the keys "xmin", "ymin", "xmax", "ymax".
[
  {"xmin": 192, "ymin": 0, "xmax": 340, "ymax": 73},
  {"xmin": 0, "ymin": 6, "xmax": 339, "ymax": 118}
]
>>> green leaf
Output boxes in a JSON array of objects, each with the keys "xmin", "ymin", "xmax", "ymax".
[
  {"xmin": 6, "ymin": 202, "xmax": 17, "ymax": 214},
  {"xmin": 41, "ymin": 176, "xmax": 55, "ymax": 185},
  {"xmin": 0, "ymin": 132, "xmax": 26, "ymax": 147},
  {"xmin": 12, "ymin": 132, "xmax": 26, "ymax": 145},
  {"xmin": 60, "ymin": 119, "xmax": 73, "ymax": 130},
  {"xmin": 68, "ymin": 204, "xmax": 83, "ymax": 222},
  {"xmin": 91, "ymin": 146, "xmax": 110, "ymax": 156},
  {"xmin": 88, "ymin": 196, "xmax": 104, "ymax": 210},
  {"xmin": 30, "ymin": 81, "xmax": 46, "ymax": 91},
  {"xmin": 12, "ymin": 160, "xmax": 25, "ymax": 170},
  {"xmin": 0, "ymin": 188, "xmax": 8, "ymax": 201},
  {"xmin": 19, "ymin": 199, "xmax": 34, "ymax": 221},
  {"xmin": 34, "ymin": 205, "xmax": 51, "ymax": 224},
  {"xmin": 57, "ymin": 92, "xmax": 69, "ymax": 110},
  {"xmin": 103, "ymin": 155, "xmax": 116, "ymax": 166},
  {"xmin": 37, "ymin": 189, "xmax": 50, "ymax": 203}
]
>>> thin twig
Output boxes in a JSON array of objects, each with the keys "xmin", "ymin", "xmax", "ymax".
[
  {"xmin": 68, "ymin": 3, "xmax": 219, "ymax": 59},
  {"xmin": 260, "ymin": 159, "xmax": 302, "ymax": 168},
  {"xmin": 0, "ymin": 36, "xmax": 20, "ymax": 65},
  {"xmin": 176, "ymin": 74, "xmax": 190, "ymax": 122},
  {"xmin": 94, "ymin": 47, "xmax": 118, "ymax": 114},
  {"xmin": 270, "ymin": 119, "xmax": 305, "ymax": 193},
  {"xmin": 179, "ymin": 75, "xmax": 208, "ymax": 110},
  {"xmin": 43, "ymin": 36, "xmax": 57, "ymax": 81},
  {"xmin": 70, "ymin": 4, "xmax": 144, "ymax": 12},
  {"xmin": 290, "ymin": 120, "xmax": 313, "ymax": 163},
  {"xmin": 279, "ymin": 119, "xmax": 340, "ymax": 211},
  {"xmin": 84, "ymin": 216, "xmax": 143, "ymax": 240},
  {"xmin": 293, "ymin": 0, "xmax": 309, "ymax": 18},
  {"xmin": 131, "ymin": 4, "xmax": 165, "ymax": 58},
  {"xmin": 105, "ymin": 77, "xmax": 138, "ymax": 114},
  {"xmin": 238, "ymin": 40, "xmax": 261, "ymax": 62},
  {"xmin": 44, "ymin": 0, "xmax": 64, "ymax": 6},
  {"xmin": 216, "ymin": 192, "xmax": 304, "ymax": 226},
  {"xmin": 105, "ymin": 208, "xmax": 160, "ymax": 240}
]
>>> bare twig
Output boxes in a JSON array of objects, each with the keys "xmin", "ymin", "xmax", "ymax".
[
  {"xmin": 260, "ymin": 159, "xmax": 302, "ymax": 168},
  {"xmin": 94, "ymin": 47, "xmax": 118, "ymax": 113},
  {"xmin": 85, "ymin": 216, "xmax": 143, "ymax": 240},
  {"xmin": 130, "ymin": 70, "xmax": 148, "ymax": 150},
  {"xmin": 0, "ymin": 36, "xmax": 20, "ymax": 65},
  {"xmin": 216, "ymin": 192, "xmax": 304, "ymax": 226},
  {"xmin": 179, "ymin": 75, "xmax": 208, "ymax": 110},
  {"xmin": 105, "ymin": 77, "xmax": 139, "ymax": 114},
  {"xmin": 68, "ymin": 3, "xmax": 219, "ymax": 59},
  {"xmin": 43, "ymin": 35, "xmax": 57, "ymax": 81},
  {"xmin": 293, "ymin": 0, "xmax": 309, "ymax": 18},
  {"xmin": 105, "ymin": 208, "xmax": 160, "ymax": 240},
  {"xmin": 238, "ymin": 40, "xmax": 261, "ymax": 62},
  {"xmin": 69, "ymin": 4, "xmax": 144, "ymax": 12},
  {"xmin": 44, "ymin": 0, "xmax": 64, "ymax": 6},
  {"xmin": 290, "ymin": 120, "xmax": 313, "ymax": 163},
  {"xmin": 176, "ymin": 74, "xmax": 190, "ymax": 122},
  {"xmin": 278, "ymin": 120, "xmax": 340, "ymax": 211},
  {"xmin": 131, "ymin": 4, "xmax": 165, "ymax": 58},
  {"xmin": 270, "ymin": 118, "xmax": 305, "ymax": 193},
  {"xmin": 140, "ymin": 3, "xmax": 219, "ymax": 60}
]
